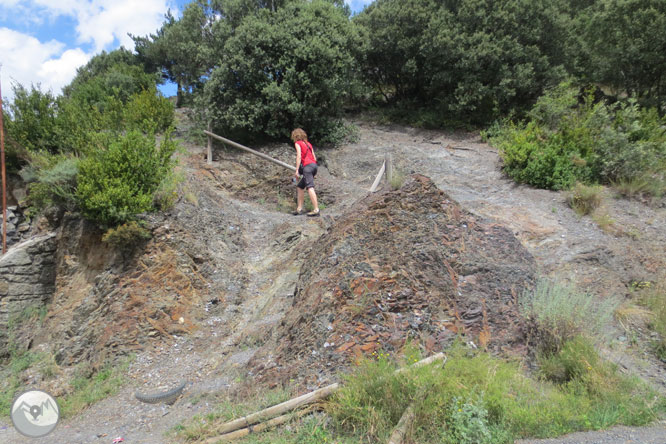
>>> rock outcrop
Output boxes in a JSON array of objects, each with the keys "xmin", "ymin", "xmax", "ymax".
[{"xmin": 0, "ymin": 233, "xmax": 57, "ymax": 355}]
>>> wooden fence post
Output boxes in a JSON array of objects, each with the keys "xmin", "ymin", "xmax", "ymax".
[
  {"xmin": 385, "ymin": 152, "xmax": 393, "ymax": 186},
  {"xmin": 207, "ymin": 122, "xmax": 213, "ymax": 165}
]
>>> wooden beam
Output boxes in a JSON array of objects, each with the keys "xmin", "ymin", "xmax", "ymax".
[
  {"xmin": 204, "ymin": 353, "xmax": 447, "ymax": 442},
  {"xmin": 204, "ymin": 130, "xmax": 294, "ymax": 171},
  {"xmin": 370, "ymin": 161, "xmax": 386, "ymax": 192},
  {"xmin": 210, "ymin": 383, "xmax": 339, "ymax": 437},
  {"xmin": 204, "ymin": 409, "xmax": 312, "ymax": 443}
]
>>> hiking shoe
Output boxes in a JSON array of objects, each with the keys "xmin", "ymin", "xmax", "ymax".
[
  {"xmin": 292, "ymin": 209, "xmax": 303, "ymax": 216},
  {"xmin": 307, "ymin": 210, "xmax": 320, "ymax": 217}
]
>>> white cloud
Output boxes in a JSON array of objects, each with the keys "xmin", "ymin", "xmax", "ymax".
[
  {"xmin": 0, "ymin": 1, "xmax": 178, "ymax": 101},
  {"xmin": 74, "ymin": 0, "xmax": 173, "ymax": 52},
  {"xmin": 0, "ymin": 27, "xmax": 91, "ymax": 101}
]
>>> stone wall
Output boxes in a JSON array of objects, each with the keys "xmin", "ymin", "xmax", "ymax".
[
  {"xmin": 0, "ymin": 205, "xmax": 30, "ymax": 247},
  {"xmin": 0, "ymin": 233, "xmax": 57, "ymax": 355}
]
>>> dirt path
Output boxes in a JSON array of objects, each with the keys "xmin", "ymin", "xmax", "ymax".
[{"xmin": 1, "ymin": 117, "xmax": 664, "ymax": 443}]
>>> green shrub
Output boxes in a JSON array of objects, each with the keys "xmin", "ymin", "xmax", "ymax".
[
  {"xmin": 102, "ymin": 221, "xmax": 152, "ymax": 251},
  {"xmin": 20, "ymin": 153, "xmax": 79, "ymax": 212},
  {"xmin": 203, "ymin": 0, "xmax": 361, "ymax": 142},
  {"xmin": 520, "ymin": 279, "xmax": 619, "ymax": 354},
  {"xmin": 445, "ymin": 394, "xmax": 496, "ymax": 444},
  {"xmin": 492, "ymin": 83, "xmax": 666, "ymax": 193},
  {"xmin": 76, "ymin": 130, "xmax": 177, "ymax": 226},
  {"xmin": 123, "ymin": 88, "xmax": 174, "ymax": 133},
  {"xmin": 566, "ymin": 182, "xmax": 602, "ymax": 216}
]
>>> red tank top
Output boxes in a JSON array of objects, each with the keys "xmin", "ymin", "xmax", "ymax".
[{"xmin": 297, "ymin": 140, "xmax": 316, "ymax": 166}]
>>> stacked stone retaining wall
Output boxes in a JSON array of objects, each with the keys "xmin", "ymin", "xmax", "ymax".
[{"xmin": 0, "ymin": 233, "xmax": 57, "ymax": 355}]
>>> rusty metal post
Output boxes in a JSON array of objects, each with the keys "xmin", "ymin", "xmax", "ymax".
[{"xmin": 1, "ymin": 66, "xmax": 7, "ymax": 254}]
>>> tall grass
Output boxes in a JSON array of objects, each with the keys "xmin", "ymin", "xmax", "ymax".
[{"xmin": 520, "ymin": 279, "xmax": 619, "ymax": 354}]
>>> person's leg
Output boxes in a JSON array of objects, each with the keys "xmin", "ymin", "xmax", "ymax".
[
  {"xmin": 307, "ymin": 187, "xmax": 319, "ymax": 212},
  {"xmin": 296, "ymin": 187, "xmax": 305, "ymax": 212}
]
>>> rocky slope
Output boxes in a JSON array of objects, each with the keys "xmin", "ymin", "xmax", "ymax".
[{"xmin": 1, "ymin": 113, "xmax": 664, "ymax": 443}]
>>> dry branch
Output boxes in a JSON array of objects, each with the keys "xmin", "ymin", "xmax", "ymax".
[{"xmin": 395, "ymin": 352, "xmax": 446, "ymax": 374}]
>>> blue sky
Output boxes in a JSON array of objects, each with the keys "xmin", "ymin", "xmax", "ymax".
[{"xmin": 0, "ymin": 0, "xmax": 373, "ymax": 102}]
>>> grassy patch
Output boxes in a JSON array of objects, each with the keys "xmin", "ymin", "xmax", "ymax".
[
  {"xmin": 520, "ymin": 279, "xmax": 619, "ymax": 354},
  {"xmin": 172, "ymin": 342, "xmax": 663, "ymax": 444},
  {"xmin": 0, "ymin": 354, "xmax": 132, "ymax": 419},
  {"xmin": 389, "ymin": 168, "xmax": 406, "ymax": 190},
  {"xmin": 566, "ymin": 182, "xmax": 603, "ymax": 216},
  {"xmin": 634, "ymin": 280, "xmax": 666, "ymax": 360},
  {"xmin": 59, "ymin": 359, "xmax": 131, "ymax": 418}
]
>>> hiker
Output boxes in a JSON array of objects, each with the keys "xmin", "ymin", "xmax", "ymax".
[{"xmin": 291, "ymin": 128, "xmax": 320, "ymax": 217}]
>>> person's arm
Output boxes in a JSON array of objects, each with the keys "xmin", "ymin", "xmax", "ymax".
[{"xmin": 294, "ymin": 143, "xmax": 301, "ymax": 176}]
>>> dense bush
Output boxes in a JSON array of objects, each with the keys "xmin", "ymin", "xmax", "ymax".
[
  {"xmin": 491, "ymin": 83, "xmax": 666, "ymax": 191},
  {"xmin": 355, "ymin": 0, "xmax": 568, "ymax": 124},
  {"xmin": 102, "ymin": 221, "xmax": 152, "ymax": 251},
  {"xmin": 574, "ymin": 0, "xmax": 666, "ymax": 111},
  {"xmin": 202, "ymin": 0, "xmax": 360, "ymax": 142},
  {"xmin": 76, "ymin": 131, "xmax": 177, "ymax": 226},
  {"xmin": 123, "ymin": 88, "xmax": 174, "ymax": 133},
  {"xmin": 4, "ymin": 85, "xmax": 61, "ymax": 155}
]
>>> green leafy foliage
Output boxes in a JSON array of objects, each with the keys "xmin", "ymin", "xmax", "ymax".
[
  {"xmin": 123, "ymin": 88, "xmax": 175, "ymax": 133},
  {"xmin": 102, "ymin": 221, "xmax": 152, "ymax": 251},
  {"xmin": 4, "ymin": 84, "xmax": 61, "ymax": 155},
  {"xmin": 575, "ymin": 0, "xmax": 666, "ymax": 111},
  {"xmin": 355, "ymin": 0, "xmax": 568, "ymax": 124},
  {"xmin": 492, "ymin": 83, "xmax": 666, "ymax": 191},
  {"xmin": 202, "ymin": 0, "xmax": 361, "ymax": 142},
  {"xmin": 325, "ymin": 343, "xmax": 661, "ymax": 443},
  {"xmin": 76, "ymin": 130, "xmax": 177, "ymax": 226}
]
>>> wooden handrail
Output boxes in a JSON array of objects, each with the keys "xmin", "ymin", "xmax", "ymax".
[{"xmin": 204, "ymin": 130, "xmax": 294, "ymax": 171}]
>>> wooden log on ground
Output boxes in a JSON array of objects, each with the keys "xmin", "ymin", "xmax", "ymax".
[
  {"xmin": 210, "ymin": 383, "xmax": 339, "ymax": 437},
  {"xmin": 204, "ymin": 130, "xmax": 294, "ymax": 171},
  {"xmin": 387, "ymin": 404, "xmax": 415, "ymax": 444},
  {"xmin": 395, "ymin": 352, "xmax": 446, "ymax": 374},
  {"xmin": 205, "ymin": 408, "xmax": 312, "ymax": 444},
  {"xmin": 370, "ymin": 161, "xmax": 386, "ymax": 192}
]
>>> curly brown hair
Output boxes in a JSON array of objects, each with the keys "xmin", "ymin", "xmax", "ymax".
[{"xmin": 291, "ymin": 128, "xmax": 307, "ymax": 142}]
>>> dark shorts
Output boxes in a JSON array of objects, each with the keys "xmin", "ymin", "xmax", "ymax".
[{"xmin": 297, "ymin": 163, "xmax": 318, "ymax": 189}]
